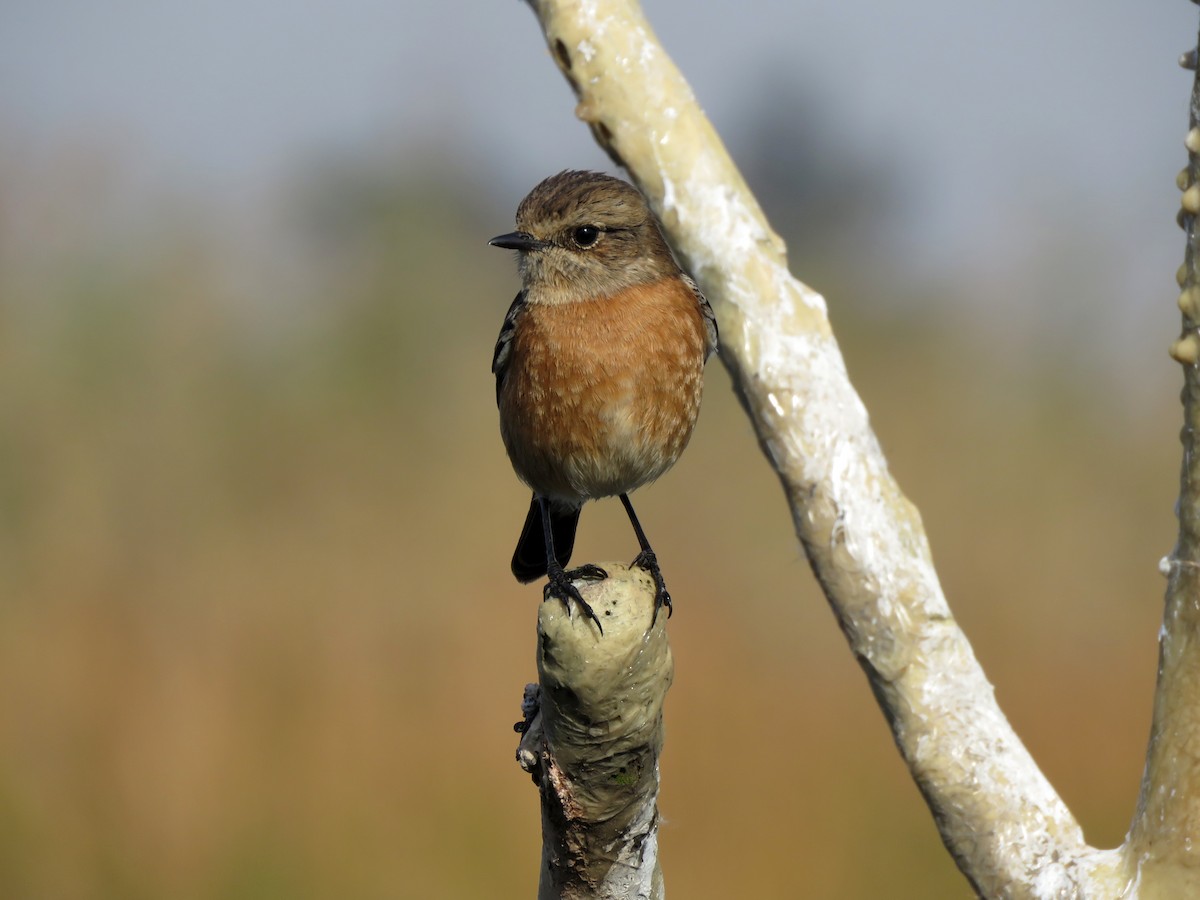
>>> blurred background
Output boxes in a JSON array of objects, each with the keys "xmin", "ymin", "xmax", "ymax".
[{"xmin": 0, "ymin": 1, "xmax": 1193, "ymax": 896}]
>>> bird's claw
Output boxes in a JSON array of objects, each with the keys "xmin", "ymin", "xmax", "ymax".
[
  {"xmin": 565, "ymin": 563, "xmax": 608, "ymax": 582},
  {"xmin": 632, "ymin": 549, "xmax": 673, "ymax": 625},
  {"xmin": 544, "ymin": 565, "xmax": 606, "ymax": 634}
]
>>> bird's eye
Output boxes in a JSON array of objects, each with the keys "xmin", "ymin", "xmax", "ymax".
[{"xmin": 573, "ymin": 225, "xmax": 600, "ymax": 247}]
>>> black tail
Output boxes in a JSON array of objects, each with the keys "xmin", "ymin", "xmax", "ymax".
[{"xmin": 511, "ymin": 496, "xmax": 580, "ymax": 583}]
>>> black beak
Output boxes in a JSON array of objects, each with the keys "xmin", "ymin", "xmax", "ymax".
[{"xmin": 489, "ymin": 231, "xmax": 548, "ymax": 252}]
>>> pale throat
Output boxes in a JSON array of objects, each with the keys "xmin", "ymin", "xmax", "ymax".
[{"xmin": 519, "ymin": 252, "xmax": 670, "ymax": 305}]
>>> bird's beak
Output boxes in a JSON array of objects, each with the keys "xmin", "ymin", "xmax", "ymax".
[{"xmin": 489, "ymin": 231, "xmax": 548, "ymax": 252}]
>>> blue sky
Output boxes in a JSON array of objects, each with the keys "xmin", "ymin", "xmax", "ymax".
[
  {"xmin": 1, "ymin": 0, "xmax": 1195, "ymax": 382},
  {"xmin": 1, "ymin": 1, "xmax": 1188, "ymax": 209}
]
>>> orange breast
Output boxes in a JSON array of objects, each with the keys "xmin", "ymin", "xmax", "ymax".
[{"xmin": 499, "ymin": 276, "xmax": 708, "ymax": 503}]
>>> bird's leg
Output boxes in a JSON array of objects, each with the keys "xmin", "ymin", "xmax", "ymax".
[
  {"xmin": 539, "ymin": 497, "xmax": 605, "ymax": 633},
  {"xmin": 619, "ymin": 493, "xmax": 672, "ymax": 623}
]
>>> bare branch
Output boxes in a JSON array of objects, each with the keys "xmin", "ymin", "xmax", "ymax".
[
  {"xmin": 517, "ymin": 565, "xmax": 669, "ymax": 900},
  {"xmin": 1125, "ymin": 28, "xmax": 1200, "ymax": 897}
]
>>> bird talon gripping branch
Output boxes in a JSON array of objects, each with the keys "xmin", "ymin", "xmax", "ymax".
[
  {"xmin": 490, "ymin": 171, "xmax": 717, "ymax": 632},
  {"xmin": 631, "ymin": 549, "xmax": 673, "ymax": 624},
  {"xmin": 543, "ymin": 564, "xmax": 605, "ymax": 634},
  {"xmin": 564, "ymin": 563, "xmax": 608, "ymax": 583}
]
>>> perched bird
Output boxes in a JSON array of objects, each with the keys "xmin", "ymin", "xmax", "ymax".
[{"xmin": 489, "ymin": 170, "xmax": 717, "ymax": 630}]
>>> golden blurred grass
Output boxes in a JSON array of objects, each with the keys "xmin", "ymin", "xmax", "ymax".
[{"xmin": 0, "ymin": 173, "xmax": 1177, "ymax": 898}]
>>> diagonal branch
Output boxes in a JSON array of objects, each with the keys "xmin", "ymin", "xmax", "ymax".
[{"xmin": 516, "ymin": 0, "xmax": 1139, "ymax": 895}]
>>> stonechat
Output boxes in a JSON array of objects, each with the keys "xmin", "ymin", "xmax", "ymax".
[{"xmin": 490, "ymin": 170, "xmax": 717, "ymax": 631}]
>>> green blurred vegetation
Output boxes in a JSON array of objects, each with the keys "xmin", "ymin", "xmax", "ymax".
[{"xmin": 0, "ymin": 143, "xmax": 1178, "ymax": 899}]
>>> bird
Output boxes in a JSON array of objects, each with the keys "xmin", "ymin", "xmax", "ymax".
[{"xmin": 489, "ymin": 170, "xmax": 717, "ymax": 631}]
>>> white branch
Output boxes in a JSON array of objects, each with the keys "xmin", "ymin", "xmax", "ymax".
[
  {"xmin": 516, "ymin": 565, "xmax": 669, "ymax": 900},
  {"xmin": 516, "ymin": 0, "xmax": 1151, "ymax": 895}
]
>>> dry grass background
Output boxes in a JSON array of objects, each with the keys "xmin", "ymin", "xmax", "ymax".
[{"xmin": 0, "ymin": 163, "xmax": 1178, "ymax": 898}]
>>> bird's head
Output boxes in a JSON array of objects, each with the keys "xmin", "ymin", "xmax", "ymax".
[{"xmin": 489, "ymin": 170, "xmax": 677, "ymax": 302}]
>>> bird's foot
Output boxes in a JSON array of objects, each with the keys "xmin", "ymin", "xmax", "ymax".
[
  {"xmin": 632, "ymin": 549, "xmax": 672, "ymax": 625},
  {"xmin": 565, "ymin": 563, "xmax": 608, "ymax": 583},
  {"xmin": 544, "ymin": 563, "xmax": 608, "ymax": 633}
]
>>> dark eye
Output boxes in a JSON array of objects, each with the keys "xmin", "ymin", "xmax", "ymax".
[{"xmin": 572, "ymin": 225, "xmax": 600, "ymax": 247}]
